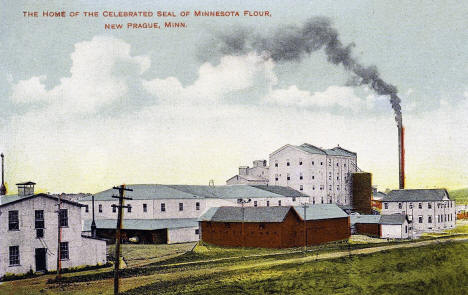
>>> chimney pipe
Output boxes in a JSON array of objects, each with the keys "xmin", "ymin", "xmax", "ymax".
[
  {"xmin": 0, "ymin": 153, "xmax": 6, "ymax": 196},
  {"xmin": 398, "ymin": 124, "xmax": 405, "ymax": 189}
]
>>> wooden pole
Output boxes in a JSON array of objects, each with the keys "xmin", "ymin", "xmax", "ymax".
[{"xmin": 56, "ymin": 194, "xmax": 62, "ymax": 279}]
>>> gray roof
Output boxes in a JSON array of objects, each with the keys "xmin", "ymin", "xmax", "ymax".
[
  {"xmin": 296, "ymin": 143, "xmax": 327, "ymax": 155},
  {"xmin": 296, "ymin": 144, "xmax": 356, "ymax": 157},
  {"xmin": 251, "ymin": 185, "xmax": 308, "ymax": 198},
  {"xmin": 294, "ymin": 204, "xmax": 349, "ymax": 220},
  {"xmin": 200, "ymin": 206, "xmax": 293, "ymax": 223},
  {"xmin": 0, "ymin": 193, "xmax": 84, "ymax": 208},
  {"xmin": 226, "ymin": 175, "xmax": 268, "ymax": 182},
  {"xmin": 350, "ymin": 215, "xmax": 381, "ymax": 225},
  {"xmin": 83, "ymin": 218, "xmax": 198, "ymax": 231},
  {"xmin": 384, "ymin": 189, "xmax": 449, "ymax": 202},
  {"xmin": 83, "ymin": 184, "xmax": 305, "ymax": 202},
  {"xmin": 372, "ymin": 192, "xmax": 387, "ymax": 201},
  {"xmin": 380, "ymin": 214, "xmax": 407, "ymax": 225}
]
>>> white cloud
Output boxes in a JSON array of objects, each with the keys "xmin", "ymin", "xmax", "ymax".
[
  {"xmin": 10, "ymin": 36, "xmax": 150, "ymax": 114},
  {"xmin": 142, "ymin": 53, "xmax": 276, "ymax": 104},
  {"xmin": 264, "ymin": 85, "xmax": 364, "ymax": 111}
]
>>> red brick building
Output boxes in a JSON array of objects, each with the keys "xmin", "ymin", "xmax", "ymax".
[{"xmin": 199, "ymin": 205, "xmax": 350, "ymax": 248}]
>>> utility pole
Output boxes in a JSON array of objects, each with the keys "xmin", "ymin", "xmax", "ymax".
[
  {"xmin": 301, "ymin": 203, "xmax": 309, "ymax": 254},
  {"xmin": 91, "ymin": 195, "xmax": 96, "ymax": 238},
  {"xmin": 238, "ymin": 199, "xmax": 251, "ymax": 248},
  {"xmin": 112, "ymin": 185, "xmax": 133, "ymax": 295},
  {"xmin": 56, "ymin": 194, "xmax": 62, "ymax": 279}
]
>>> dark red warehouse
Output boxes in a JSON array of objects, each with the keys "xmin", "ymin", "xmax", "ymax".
[{"xmin": 199, "ymin": 204, "xmax": 350, "ymax": 248}]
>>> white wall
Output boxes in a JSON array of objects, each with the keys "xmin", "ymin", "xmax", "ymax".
[
  {"xmin": 0, "ymin": 196, "xmax": 106, "ymax": 278},
  {"xmin": 381, "ymin": 222, "xmax": 409, "ymax": 239},
  {"xmin": 167, "ymin": 227, "xmax": 199, "ymax": 244}
]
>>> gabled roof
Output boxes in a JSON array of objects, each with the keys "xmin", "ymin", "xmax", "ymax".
[
  {"xmin": 372, "ymin": 191, "xmax": 387, "ymax": 201},
  {"xmin": 0, "ymin": 193, "xmax": 84, "ymax": 208},
  {"xmin": 380, "ymin": 214, "xmax": 408, "ymax": 225},
  {"xmin": 294, "ymin": 204, "xmax": 348, "ymax": 220},
  {"xmin": 251, "ymin": 185, "xmax": 308, "ymax": 198},
  {"xmin": 324, "ymin": 146, "xmax": 357, "ymax": 157},
  {"xmin": 82, "ymin": 218, "xmax": 198, "ymax": 231},
  {"xmin": 270, "ymin": 143, "xmax": 355, "ymax": 158},
  {"xmin": 226, "ymin": 175, "xmax": 268, "ymax": 182},
  {"xmin": 15, "ymin": 181, "xmax": 36, "ymax": 185},
  {"xmin": 383, "ymin": 189, "xmax": 449, "ymax": 202},
  {"xmin": 83, "ymin": 184, "xmax": 306, "ymax": 202},
  {"xmin": 350, "ymin": 215, "xmax": 381, "ymax": 225},
  {"xmin": 296, "ymin": 143, "xmax": 327, "ymax": 155},
  {"xmin": 200, "ymin": 206, "xmax": 294, "ymax": 223}
]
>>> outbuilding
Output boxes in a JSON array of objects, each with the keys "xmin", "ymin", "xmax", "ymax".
[
  {"xmin": 351, "ymin": 214, "xmax": 410, "ymax": 239},
  {"xmin": 199, "ymin": 204, "xmax": 349, "ymax": 248}
]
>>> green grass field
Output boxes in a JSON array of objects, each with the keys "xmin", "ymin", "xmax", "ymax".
[{"xmin": 450, "ymin": 188, "xmax": 468, "ymax": 204}]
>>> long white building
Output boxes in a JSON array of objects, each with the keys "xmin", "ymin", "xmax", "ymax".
[
  {"xmin": 381, "ymin": 189, "xmax": 456, "ymax": 235},
  {"xmin": 80, "ymin": 184, "xmax": 309, "ymax": 244},
  {"xmin": 0, "ymin": 182, "xmax": 106, "ymax": 278},
  {"xmin": 269, "ymin": 143, "xmax": 357, "ymax": 205}
]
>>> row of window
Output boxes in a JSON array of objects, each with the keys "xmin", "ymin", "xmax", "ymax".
[
  {"xmin": 8, "ymin": 242, "xmax": 69, "ymax": 266},
  {"xmin": 416, "ymin": 214, "xmax": 454, "ymax": 224},
  {"xmin": 8, "ymin": 210, "xmax": 68, "ymax": 231},
  {"xmin": 386, "ymin": 202, "xmax": 453, "ymax": 210},
  {"xmin": 89, "ymin": 202, "xmax": 201, "ymax": 214},
  {"xmin": 274, "ymin": 160, "xmax": 349, "ymax": 168}
]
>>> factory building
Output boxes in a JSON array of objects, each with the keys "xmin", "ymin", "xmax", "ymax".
[
  {"xmin": 80, "ymin": 184, "xmax": 309, "ymax": 244},
  {"xmin": 199, "ymin": 204, "xmax": 350, "ymax": 248},
  {"xmin": 350, "ymin": 214, "xmax": 410, "ymax": 239},
  {"xmin": 226, "ymin": 160, "xmax": 269, "ymax": 185},
  {"xmin": 269, "ymin": 143, "xmax": 357, "ymax": 205},
  {"xmin": 381, "ymin": 189, "xmax": 456, "ymax": 235},
  {"xmin": 0, "ymin": 182, "xmax": 106, "ymax": 279}
]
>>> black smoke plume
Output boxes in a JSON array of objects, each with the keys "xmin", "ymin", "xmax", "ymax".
[{"xmin": 211, "ymin": 17, "xmax": 402, "ymax": 126}]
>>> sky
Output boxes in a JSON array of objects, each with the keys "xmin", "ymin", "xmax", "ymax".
[{"xmin": 0, "ymin": 0, "xmax": 467, "ymax": 194}]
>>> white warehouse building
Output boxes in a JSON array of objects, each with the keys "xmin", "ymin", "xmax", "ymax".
[
  {"xmin": 381, "ymin": 189, "xmax": 456, "ymax": 235},
  {"xmin": 80, "ymin": 184, "xmax": 309, "ymax": 244},
  {"xmin": 269, "ymin": 143, "xmax": 357, "ymax": 205},
  {"xmin": 0, "ymin": 182, "xmax": 106, "ymax": 279}
]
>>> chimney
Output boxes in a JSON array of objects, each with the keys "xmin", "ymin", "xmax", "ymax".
[
  {"xmin": 0, "ymin": 153, "xmax": 6, "ymax": 196},
  {"xmin": 398, "ymin": 125, "xmax": 405, "ymax": 189}
]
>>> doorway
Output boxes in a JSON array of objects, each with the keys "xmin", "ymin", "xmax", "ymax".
[{"xmin": 35, "ymin": 248, "xmax": 47, "ymax": 272}]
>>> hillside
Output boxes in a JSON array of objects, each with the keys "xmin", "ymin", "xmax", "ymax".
[{"xmin": 450, "ymin": 188, "xmax": 468, "ymax": 204}]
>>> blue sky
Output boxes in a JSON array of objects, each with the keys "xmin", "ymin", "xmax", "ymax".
[{"xmin": 0, "ymin": 0, "xmax": 467, "ymax": 193}]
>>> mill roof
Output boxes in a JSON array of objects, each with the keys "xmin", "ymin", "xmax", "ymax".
[
  {"xmin": 379, "ymin": 214, "xmax": 407, "ymax": 225},
  {"xmin": 383, "ymin": 189, "xmax": 449, "ymax": 202},
  {"xmin": 199, "ymin": 206, "xmax": 293, "ymax": 223},
  {"xmin": 350, "ymin": 215, "xmax": 381, "ymax": 225},
  {"xmin": 0, "ymin": 193, "xmax": 84, "ymax": 208},
  {"xmin": 294, "ymin": 204, "xmax": 349, "ymax": 220},
  {"xmin": 83, "ymin": 184, "xmax": 305, "ymax": 201},
  {"xmin": 350, "ymin": 214, "xmax": 408, "ymax": 225},
  {"xmin": 82, "ymin": 218, "xmax": 198, "ymax": 231}
]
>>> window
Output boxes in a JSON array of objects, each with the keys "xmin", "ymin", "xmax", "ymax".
[
  {"xmin": 60, "ymin": 242, "xmax": 69, "ymax": 260},
  {"xmin": 312, "ymin": 175, "xmax": 315, "ymax": 180},
  {"xmin": 287, "ymin": 173, "xmax": 290, "ymax": 181},
  {"xmin": 275, "ymin": 162, "xmax": 278, "ymax": 167},
  {"xmin": 143, "ymin": 203, "xmax": 147, "ymax": 212},
  {"xmin": 428, "ymin": 215, "xmax": 432, "ymax": 223},
  {"xmin": 292, "ymin": 197, "xmax": 296, "ymax": 202},
  {"xmin": 299, "ymin": 161, "xmax": 303, "ymax": 165},
  {"xmin": 328, "ymin": 159, "xmax": 331, "ymax": 166},
  {"xmin": 398, "ymin": 203, "xmax": 402, "ymax": 209},
  {"xmin": 312, "ymin": 161, "xmax": 315, "ymax": 165},
  {"xmin": 320, "ymin": 162, "xmax": 323, "ymax": 165},
  {"xmin": 428, "ymin": 203, "xmax": 432, "ymax": 209},
  {"xmin": 179, "ymin": 203, "xmax": 183, "ymax": 211},
  {"xmin": 266, "ymin": 201, "xmax": 270, "ymax": 207},
  {"xmin": 85, "ymin": 206, "xmax": 89, "ymax": 213},
  {"xmin": 275, "ymin": 173, "xmax": 278, "ymax": 181},
  {"xmin": 254, "ymin": 201, "xmax": 258, "ymax": 207},
  {"xmin": 418, "ymin": 203, "xmax": 422, "ymax": 209},
  {"xmin": 405, "ymin": 226, "xmax": 407, "ymax": 233},
  {"xmin": 313, "ymin": 186, "xmax": 315, "ymax": 190},
  {"xmin": 312, "ymin": 198, "xmax": 315, "ymax": 204},
  {"xmin": 418, "ymin": 216, "xmax": 423, "ymax": 223},
  {"xmin": 59, "ymin": 209, "xmax": 68, "ymax": 227},
  {"xmin": 300, "ymin": 185, "xmax": 303, "ymax": 191},
  {"xmin": 195, "ymin": 229, "xmax": 200, "ymax": 235},
  {"xmin": 321, "ymin": 198, "xmax": 324, "ymax": 204},
  {"xmin": 337, "ymin": 185, "xmax": 340, "ymax": 191},
  {"xmin": 98, "ymin": 204, "xmax": 102, "ymax": 213},
  {"xmin": 161, "ymin": 203, "xmax": 166, "ymax": 212},
  {"xmin": 409, "ymin": 203, "xmax": 413, "ymax": 209},
  {"xmin": 299, "ymin": 173, "xmax": 303, "ymax": 180},
  {"xmin": 320, "ymin": 185, "xmax": 324, "ymax": 191},
  {"xmin": 286, "ymin": 161, "xmax": 290, "ymax": 166},
  {"xmin": 112, "ymin": 205, "xmax": 116, "ymax": 213},
  {"xmin": 329, "ymin": 185, "xmax": 332, "ymax": 190},
  {"xmin": 278, "ymin": 200, "xmax": 282, "ymax": 206},
  {"xmin": 8, "ymin": 210, "xmax": 19, "ymax": 231},
  {"xmin": 196, "ymin": 202, "xmax": 200, "ymax": 210},
  {"xmin": 9, "ymin": 246, "xmax": 20, "ymax": 266},
  {"xmin": 336, "ymin": 163, "xmax": 339, "ymax": 167},
  {"xmin": 384, "ymin": 203, "xmax": 388, "ymax": 209},
  {"xmin": 329, "ymin": 199, "xmax": 332, "ymax": 204},
  {"xmin": 437, "ymin": 215, "xmax": 440, "ymax": 223},
  {"xmin": 127, "ymin": 205, "xmax": 132, "ymax": 213},
  {"xmin": 344, "ymin": 163, "xmax": 346, "ymax": 167},
  {"xmin": 35, "ymin": 210, "xmax": 44, "ymax": 229},
  {"xmin": 336, "ymin": 176, "xmax": 339, "ymax": 181}
]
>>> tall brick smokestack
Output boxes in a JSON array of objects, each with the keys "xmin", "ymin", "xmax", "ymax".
[
  {"xmin": 398, "ymin": 124, "xmax": 405, "ymax": 189},
  {"xmin": 0, "ymin": 153, "xmax": 6, "ymax": 196}
]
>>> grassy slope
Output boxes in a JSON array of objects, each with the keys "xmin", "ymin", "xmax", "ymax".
[
  {"xmin": 123, "ymin": 241, "xmax": 468, "ymax": 295},
  {"xmin": 450, "ymin": 188, "xmax": 468, "ymax": 204}
]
